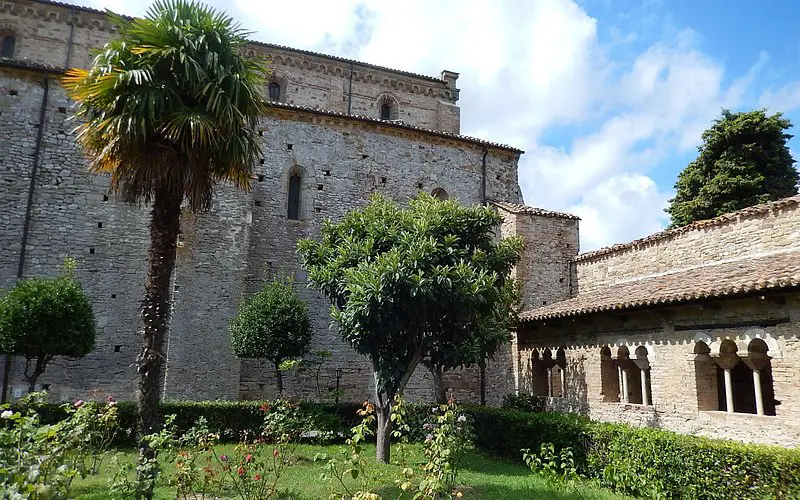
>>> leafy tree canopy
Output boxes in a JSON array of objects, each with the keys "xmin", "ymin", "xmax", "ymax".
[
  {"xmin": 0, "ymin": 259, "xmax": 96, "ymax": 391},
  {"xmin": 230, "ymin": 278, "xmax": 312, "ymax": 393},
  {"xmin": 298, "ymin": 193, "xmax": 522, "ymax": 462},
  {"xmin": 666, "ymin": 109, "xmax": 799, "ymax": 227}
]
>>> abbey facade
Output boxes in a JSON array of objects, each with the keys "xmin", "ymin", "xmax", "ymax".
[{"xmin": 1, "ymin": 0, "xmax": 799, "ymax": 448}]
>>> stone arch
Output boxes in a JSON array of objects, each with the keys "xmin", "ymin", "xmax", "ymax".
[
  {"xmin": 286, "ymin": 164, "xmax": 305, "ymax": 220},
  {"xmin": 266, "ymin": 74, "xmax": 290, "ymax": 103},
  {"xmin": 600, "ymin": 346, "xmax": 619, "ymax": 402},
  {"xmin": 693, "ymin": 340, "xmax": 718, "ymax": 410},
  {"xmin": 376, "ymin": 93, "xmax": 399, "ymax": 120},
  {"xmin": 0, "ymin": 23, "xmax": 19, "ymax": 58},
  {"xmin": 743, "ymin": 328, "xmax": 782, "ymax": 358},
  {"xmin": 529, "ymin": 349, "xmax": 548, "ymax": 397}
]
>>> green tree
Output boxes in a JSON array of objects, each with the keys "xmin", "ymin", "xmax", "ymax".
[
  {"xmin": 298, "ymin": 194, "xmax": 522, "ymax": 463},
  {"xmin": 0, "ymin": 259, "xmax": 96, "ymax": 393},
  {"xmin": 61, "ymin": 0, "xmax": 267, "ymax": 440},
  {"xmin": 422, "ymin": 281, "xmax": 519, "ymax": 404},
  {"xmin": 666, "ymin": 109, "xmax": 799, "ymax": 227},
  {"xmin": 230, "ymin": 278, "xmax": 312, "ymax": 395}
]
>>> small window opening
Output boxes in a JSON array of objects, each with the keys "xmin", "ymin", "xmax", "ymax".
[
  {"xmin": 114, "ymin": 345, "xmax": 121, "ymax": 352},
  {"xmin": 97, "ymin": 222, "xmax": 103, "ymax": 228},
  {"xmin": 288, "ymin": 174, "xmax": 301, "ymax": 220},
  {"xmin": 380, "ymin": 102, "xmax": 391, "ymax": 120},
  {"xmin": 58, "ymin": 106, "xmax": 66, "ymax": 114},
  {"xmin": 315, "ymin": 207, "xmax": 321, "ymax": 213},
  {"xmin": 102, "ymin": 194, "xmax": 109, "ymax": 201},
  {"xmin": 259, "ymin": 158, "xmax": 265, "ymax": 165},
  {"xmin": 89, "ymin": 247, "xmax": 95, "ymax": 254},
  {"xmin": 324, "ymin": 170, "xmax": 331, "ymax": 176},
  {"xmin": 417, "ymin": 182, "xmax": 424, "ymax": 189},
  {"xmin": 287, "ymin": 144, "xmax": 293, "ymax": 150},
  {"xmin": 1, "ymin": 36, "xmax": 16, "ymax": 58},
  {"xmin": 268, "ymin": 82, "xmax": 281, "ymax": 101},
  {"xmin": 254, "ymin": 200, "xmax": 262, "ymax": 207},
  {"xmin": 257, "ymin": 174, "xmax": 264, "ymax": 182},
  {"xmin": 317, "ymin": 184, "xmax": 323, "ymax": 191},
  {"xmin": 111, "ymin": 293, "xmax": 117, "ymax": 299},
  {"xmin": 380, "ymin": 177, "xmax": 387, "ymax": 184}
]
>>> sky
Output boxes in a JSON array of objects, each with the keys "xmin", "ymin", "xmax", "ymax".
[{"xmin": 71, "ymin": 0, "xmax": 800, "ymax": 251}]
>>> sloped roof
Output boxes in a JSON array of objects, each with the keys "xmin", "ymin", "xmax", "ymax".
[
  {"xmin": 0, "ymin": 57, "xmax": 64, "ymax": 73},
  {"xmin": 490, "ymin": 200, "xmax": 580, "ymax": 220},
  {"xmin": 267, "ymin": 101, "xmax": 523, "ymax": 153},
  {"xmin": 577, "ymin": 196, "xmax": 800, "ymax": 262},
  {"xmin": 521, "ymin": 250, "xmax": 800, "ymax": 322}
]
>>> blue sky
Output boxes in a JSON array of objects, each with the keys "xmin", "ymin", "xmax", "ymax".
[{"xmin": 76, "ymin": 0, "xmax": 800, "ymax": 250}]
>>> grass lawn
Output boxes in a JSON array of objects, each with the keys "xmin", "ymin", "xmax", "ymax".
[{"xmin": 71, "ymin": 443, "xmax": 624, "ymax": 499}]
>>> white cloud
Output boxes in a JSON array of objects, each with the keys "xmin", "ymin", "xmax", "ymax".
[
  {"xmin": 759, "ymin": 82, "xmax": 800, "ymax": 114},
  {"xmin": 73, "ymin": 0, "xmax": 778, "ymax": 251}
]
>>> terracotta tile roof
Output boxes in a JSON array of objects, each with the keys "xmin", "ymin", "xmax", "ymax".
[
  {"xmin": 0, "ymin": 58, "xmax": 65, "ymax": 74},
  {"xmin": 267, "ymin": 101, "xmax": 524, "ymax": 153},
  {"xmin": 521, "ymin": 250, "xmax": 800, "ymax": 322},
  {"xmin": 577, "ymin": 196, "xmax": 800, "ymax": 262},
  {"xmin": 489, "ymin": 200, "xmax": 580, "ymax": 220},
  {"xmin": 31, "ymin": 0, "xmax": 446, "ymax": 84}
]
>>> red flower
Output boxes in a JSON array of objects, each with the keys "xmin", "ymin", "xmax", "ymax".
[
  {"xmin": 259, "ymin": 403, "xmax": 271, "ymax": 412},
  {"xmin": 254, "ymin": 474, "xmax": 262, "ymax": 481},
  {"xmin": 238, "ymin": 466, "xmax": 245, "ymax": 476},
  {"xmin": 245, "ymin": 454, "xmax": 253, "ymax": 463}
]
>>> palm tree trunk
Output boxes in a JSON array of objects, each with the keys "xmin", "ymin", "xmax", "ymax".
[
  {"xmin": 138, "ymin": 190, "xmax": 181, "ymax": 436},
  {"xmin": 136, "ymin": 189, "xmax": 181, "ymax": 500}
]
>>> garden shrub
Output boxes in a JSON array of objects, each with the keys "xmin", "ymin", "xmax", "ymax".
[{"xmin": 501, "ymin": 393, "xmax": 546, "ymax": 413}]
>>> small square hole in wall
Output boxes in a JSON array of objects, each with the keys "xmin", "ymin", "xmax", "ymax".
[
  {"xmin": 259, "ymin": 158, "xmax": 265, "ymax": 165},
  {"xmin": 97, "ymin": 222, "xmax": 103, "ymax": 228},
  {"xmin": 324, "ymin": 170, "xmax": 331, "ymax": 176},
  {"xmin": 89, "ymin": 248, "xmax": 95, "ymax": 254},
  {"xmin": 42, "ymin": 384, "xmax": 51, "ymax": 390},
  {"xmin": 8, "ymin": 90, "xmax": 18, "ymax": 96},
  {"xmin": 361, "ymin": 154, "xmax": 369, "ymax": 159},
  {"xmin": 114, "ymin": 345, "xmax": 121, "ymax": 352},
  {"xmin": 542, "ymin": 300, "xmax": 547, "ymax": 305},
  {"xmin": 496, "ymin": 175, "xmax": 501, "ymax": 180},
  {"xmin": 58, "ymin": 106, "xmax": 67, "ymax": 114},
  {"xmin": 258, "ymin": 383, "xmax": 265, "ymax": 390},
  {"xmin": 315, "ymin": 207, "xmax": 321, "ymax": 213},
  {"xmin": 258, "ymin": 130, "xmax": 264, "ymax": 136},
  {"xmin": 317, "ymin": 184, "xmax": 323, "ymax": 191},
  {"xmin": 257, "ymin": 174, "xmax": 264, "ymax": 182},
  {"xmin": 417, "ymin": 182, "xmax": 423, "ymax": 189},
  {"xmin": 254, "ymin": 200, "xmax": 262, "ymax": 207},
  {"xmin": 111, "ymin": 293, "xmax": 117, "ymax": 299},
  {"xmin": 287, "ymin": 144, "xmax": 293, "ymax": 150},
  {"xmin": 174, "ymin": 285, "xmax": 180, "ymax": 291},
  {"xmin": 380, "ymin": 177, "xmax": 387, "ymax": 184},
  {"xmin": 103, "ymin": 194, "xmax": 109, "ymax": 201},
  {"xmin": 559, "ymin": 277, "xmax": 564, "ymax": 283}
]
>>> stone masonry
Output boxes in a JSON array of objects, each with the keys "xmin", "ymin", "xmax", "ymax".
[{"xmin": 0, "ymin": 0, "xmax": 533, "ymax": 406}]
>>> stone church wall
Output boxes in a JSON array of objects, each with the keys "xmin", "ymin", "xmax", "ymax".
[{"xmin": 2, "ymin": 0, "xmax": 461, "ymax": 132}]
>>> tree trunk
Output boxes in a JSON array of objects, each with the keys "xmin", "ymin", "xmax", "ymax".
[
  {"xmin": 138, "ymin": 190, "xmax": 181, "ymax": 436},
  {"xmin": 425, "ymin": 361, "xmax": 447, "ymax": 404},
  {"xmin": 479, "ymin": 358, "xmax": 486, "ymax": 406},
  {"xmin": 275, "ymin": 363, "xmax": 283, "ymax": 396},
  {"xmin": 375, "ymin": 394, "xmax": 392, "ymax": 464},
  {"xmin": 136, "ymin": 190, "xmax": 181, "ymax": 500},
  {"xmin": 24, "ymin": 356, "xmax": 48, "ymax": 394}
]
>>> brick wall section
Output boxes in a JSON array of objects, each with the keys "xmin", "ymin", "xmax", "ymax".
[
  {"xmin": 517, "ymin": 294, "xmax": 800, "ymax": 447},
  {"xmin": 576, "ymin": 200, "xmax": 800, "ymax": 292},
  {"xmin": 1, "ymin": 0, "xmax": 462, "ymax": 133}
]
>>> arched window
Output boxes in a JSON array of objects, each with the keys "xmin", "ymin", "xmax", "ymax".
[
  {"xmin": 287, "ymin": 174, "xmax": 301, "ymax": 220},
  {"xmin": 268, "ymin": 82, "xmax": 281, "ymax": 102},
  {"xmin": 380, "ymin": 102, "xmax": 391, "ymax": 120},
  {"xmin": 553, "ymin": 348, "xmax": 567, "ymax": 397},
  {"xmin": 713, "ymin": 338, "xmax": 776, "ymax": 415},
  {"xmin": 1, "ymin": 35, "xmax": 15, "ymax": 58},
  {"xmin": 693, "ymin": 341, "xmax": 718, "ymax": 411},
  {"xmin": 529, "ymin": 350, "xmax": 549, "ymax": 397},
  {"xmin": 431, "ymin": 188, "xmax": 448, "ymax": 200}
]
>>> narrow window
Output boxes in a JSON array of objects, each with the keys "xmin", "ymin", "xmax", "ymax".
[
  {"xmin": 1, "ymin": 36, "xmax": 15, "ymax": 58},
  {"xmin": 380, "ymin": 102, "xmax": 391, "ymax": 120},
  {"xmin": 287, "ymin": 174, "xmax": 301, "ymax": 220},
  {"xmin": 268, "ymin": 82, "xmax": 281, "ymax": 101}
]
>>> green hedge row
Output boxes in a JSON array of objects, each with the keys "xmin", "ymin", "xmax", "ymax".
[{"xmin": 22, "ymin": 399, "xmax": 800, "ymax": 498}]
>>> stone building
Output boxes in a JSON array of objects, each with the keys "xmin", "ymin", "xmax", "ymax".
[
  {"xmin": 0, "ymin": 0, "xmax": 528, "ymax": 404},
  {"xmin": 515, "ymin": 196, "xmax": 800, "ymax": 447}
]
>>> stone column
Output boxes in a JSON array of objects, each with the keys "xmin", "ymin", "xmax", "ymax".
[
  {"xmin": 559, "ymin": 367, "xmax": 566, "ymax": 398},
  {"xmin": 546, "ymin": 368, "xmax": 553, "ymax": 397},
  {"xmin": 752, "ymin": 369, "xmax": 764, "ymax": 416},
  {"xmin": 714, "ymin": 354, "xmax": 740, "ymax": 414},
  {"xmin": 640, "ymin": 369, "xmax": 650, "ymax": 406},
  {"xmin": 621, "ymin": 369, "xmax": 629, "ymax": 404},
  {"xmin": 617, "ymin": 365, "xmax": 623, "ymax": 402}
]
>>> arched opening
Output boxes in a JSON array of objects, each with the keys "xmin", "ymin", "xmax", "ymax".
[
  {"xmin": 1, "ymin": 35, "xmax": 15, "ymax": 58},
  {"xmin": 268, "ymin": 82, "xmax": 281, "ymax": 102},
  {"xmin": 431, "ymin": 188, "xmax": 448, "ymax": 200},
  {"xmin": 712, "ymin": 338, "xmax": 776, "ymax": 416},
  {"xmin": 746, "ymin": 338, "xmax": 776, "ymax": 416},
  {"xmin": 530, "ymin": 350, "xmax": 548, "ymax": 397},
  {"xmin": 380, "ymin": 102, "xmax": 391, "ymax": 120},
  {"xmin": 631, "ymin": 346, "xmax": 652, "ymax": 406},
  {"xmin": 600, "ymin": 346, "xmax": 619, "ymax": 402},
  {"xmin": 553, "ymin": 348, "xmax": 566, "ymax": 398},
  {"xmin": 693, "ymin": 341, "xmax": 718, "ymax": 411},
  {"xmin": 287, "ymin": 173, "xmax": 301, "ymax": 220}
]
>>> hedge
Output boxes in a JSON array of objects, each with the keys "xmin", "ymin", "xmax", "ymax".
[{"xmin": 16, "ymin": 399, "xmax": 800, "ymax": 498}]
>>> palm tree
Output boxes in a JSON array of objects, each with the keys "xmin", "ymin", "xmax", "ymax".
[{"xmin": 62, "ymin": 0, "xmax": 267, "ymax": 441}]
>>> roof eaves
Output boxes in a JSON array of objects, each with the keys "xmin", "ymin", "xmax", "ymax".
[
  {"xmin": 489, "ymin": 200, "xmax": 580, "ymax": 220},
  {"xmin": 267, "ymin": 101, "xmax": 524, "ymax": 153},
  {"xmin": 0, "ymin": 57, "xmax": 65, "ymax": 74}
]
